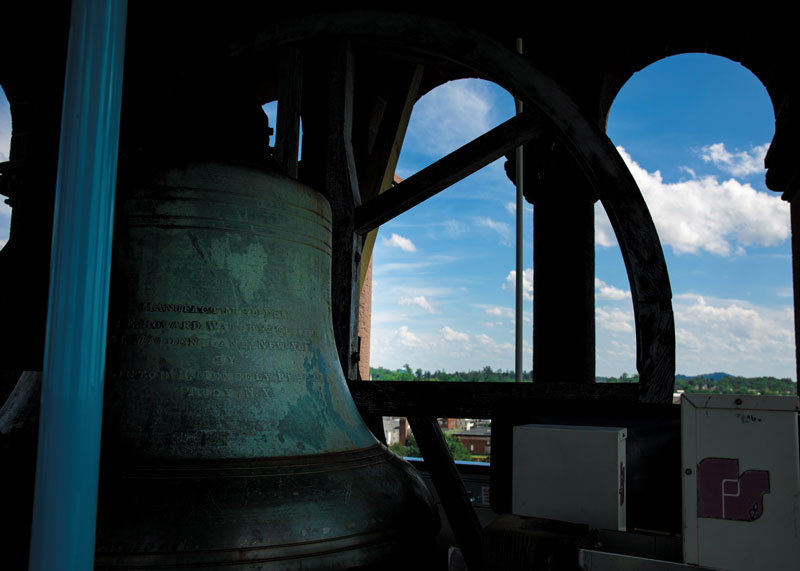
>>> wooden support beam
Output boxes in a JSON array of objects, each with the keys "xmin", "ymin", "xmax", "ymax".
[
  {"xmin": 274, "ymin": 45, "xmax": 302, "ymax": 178},
  {"xmin": 300, "ymin": 43, "xmax": 362, "ymax": 379},
  {"xmin": 354, "ymin": 110, "xmax": 546, "ymax": 234},
  {"xmin": 354, "ymin": 63, "xmax": 424, "ymax": 288},
  {"xmin": 358, "ymin": 63, "xmax": 424, "ymax": 203},
  {"xmin": 347, "ymin": 381, "xmax": 639, "ymax": 419},
  {"xmin": 407, "ymin": 416, "xmax": 484, "ymax": 571},
  {"xmin": 326, "ymin": 43, "xmax": 362, "ymax": 379}
]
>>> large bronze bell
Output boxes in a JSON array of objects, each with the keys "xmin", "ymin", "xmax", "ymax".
[{"xmin": 95, "ymin": 160, "xmax": 438, "ymax": 569}]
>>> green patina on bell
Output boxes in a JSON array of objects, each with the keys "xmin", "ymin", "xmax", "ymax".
[{"xmin": 95, "ymin": 160, "xmax": 438, "ymax": 570}]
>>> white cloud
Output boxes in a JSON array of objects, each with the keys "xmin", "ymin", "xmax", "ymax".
[
  {"xmin": 393, "ymin": 325, "xmax": 422, "ymax": 348},
  {"xmin": 505, "ymin": 201, "xmax": 533, "ymax": 215},
  {"xmin": 441, "ymin": 326, "xmax": 469, "ymax": 343},
  {"xmin": 475, "ymin": 332, "xmax": 514, "ymax": 353},
  {"xmin": 370, "ymin": 310, "xmax": 410, "ymax": 324},
  {"xmin": 594, "ymin": 293, "xmax": 796, "ymax": 379},
  {"xmin": 672, "ymin": 294, "xmax": 794, "ymax": 377},
  {"xmin": 596, "ymin": 306, "xmax": 634, "ymax": 333},
  {"xmin": 601, "ymin": 340, "xmax": 637, "ymax": 362},
  {"xmin": 398, "ymin": 295, "xmax": 438, "ymax": 313},
  {"xmin": 503, "ymin": 268, "xmax": 533, "ymax": 301},
  {"xmin": 406, "ymin": 79, "xmax": 495, "ymax": 158},
  {"xmin": 484, "ymin": 305, "xmax": 514, "ymax": 318},
  {"xmin": 698, "ymin": 142, "xmax": 769, "ymax": 177},
  {"xmin": 596, "ymin": 147, "xmax": 789, "ymax": 256},
  {"xmin": 441, "ymin": 219, "xmax": 468, "ymax": 238},
  {"xmin": 595, "ymin": 207, "xmax": 617, "ymax": 249},
  {"xmin": 474, "ymin": 216, "xmax": 511, "ymax": 243},
  {"xmin": 382, "ymin": 233, "xmax": 417, "ymax": 252},
  {"xmin": 595, "ymin": 278, "xmax": 630, "ymax": 300}
]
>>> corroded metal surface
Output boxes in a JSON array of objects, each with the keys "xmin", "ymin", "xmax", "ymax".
[{"xmin": 96, "ymin": 161, "xmax": 437, "ymax": 569}]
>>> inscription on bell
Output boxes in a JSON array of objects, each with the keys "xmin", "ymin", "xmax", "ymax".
[
  {"xmin": 136, "ymin": 302, "xmax": 292, "ymax": 320},
  {"xmin": 184, "ymin": 386, "xmax": 273, "ymax": 399},
  {"xmin": 108, "ymin": 368, "xmax": 298, "ymax": 383}
]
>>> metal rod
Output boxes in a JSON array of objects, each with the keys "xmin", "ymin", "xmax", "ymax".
[
  {"xmin": 515, "ymin": 38, "xmax": 524, "ymax": 383},
  {"xmin": 29, "ymin": 1, "xmax": 127, "ymax": 569}
]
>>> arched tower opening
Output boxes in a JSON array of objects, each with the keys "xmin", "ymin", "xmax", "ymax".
[
  {"xmin": 602, "ymin": 53, "xmax": 792, "ymax": 386},
  {"xmin": 369, "ymin": 78, "xmax": 528, "ymax": 382}
]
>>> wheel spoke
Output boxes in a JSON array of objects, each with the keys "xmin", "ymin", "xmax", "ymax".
[{"xmin": 355, "ymin": 109, "xmax": 546, "ymax": 234}]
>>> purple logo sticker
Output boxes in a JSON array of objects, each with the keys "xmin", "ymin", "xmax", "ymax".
[{"xmin": 697, "ymin": 458, "xmax": 770, "ymax": 521}]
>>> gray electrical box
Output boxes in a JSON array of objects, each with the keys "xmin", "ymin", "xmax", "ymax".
[{"xmin": 512, "ymin": 424, "xmax": 627, "ymax": 530}]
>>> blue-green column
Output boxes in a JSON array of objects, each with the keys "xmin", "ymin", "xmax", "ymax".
[{"xmin": 29, "ymin": 1, "xmax": 127, "ymax": 569}]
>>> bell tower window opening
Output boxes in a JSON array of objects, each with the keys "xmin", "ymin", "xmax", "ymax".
[
  {"xmin": 603, "ymin": 53, "xmax": 791, "ymax": 385},
  {"xmin": 368, "ymin": 78, "xmax": 529, "ymax": 381}
]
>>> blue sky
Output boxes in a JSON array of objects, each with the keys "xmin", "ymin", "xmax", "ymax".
[{"xmin": 0, "ymin": 53, "xmax": 793, "ymax": 379}]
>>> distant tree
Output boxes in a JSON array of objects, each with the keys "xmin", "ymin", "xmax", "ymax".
[
  {"xmin": 389, "ymin": 433, "xmax": 472, "ymax": 461},
  {"xmin": 389, "ymin": 436, "xmax": 421, "ymax": 458},
  {"xmin": 373, "ymin": 365, "xmax": 795, "ymax": 393},
  {"xmin": 443, "ymin": 432, "xmax": 472, "ymax": 461}
]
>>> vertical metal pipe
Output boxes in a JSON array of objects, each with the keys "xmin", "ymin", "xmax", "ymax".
[
  {"xmin": 515, "ymin": 38, "xmax": 524, "ymax": 383},
  {"xmin": 29, "ymin": 1, "xmax": 127, "ymax": 569}
]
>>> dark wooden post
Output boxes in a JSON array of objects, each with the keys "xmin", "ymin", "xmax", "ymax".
[
  {"xmin": 274, "ymin": 45, "xmax": 302, "ymax": 179},
  {"xmin": 527, "ymin": 143, "xmax": 596, "ymax": 384}
]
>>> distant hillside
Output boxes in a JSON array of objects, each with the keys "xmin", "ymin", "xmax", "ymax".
[
  {"xmin": 590, "ymin": 373, "xmax": 793, "ymax": 395},
  {"xmin": 675, "ymin": 372, "xmax": 731, "ymax": 382},
  {"xmin": 370, "ymin": 366, "xmax": 795, "ymax": 395}
]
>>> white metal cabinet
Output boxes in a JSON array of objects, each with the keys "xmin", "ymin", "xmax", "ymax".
[
  {"xmin": 512, "ymin": 424, "xmax": 627, "ymax": 531},
  {"xmin": 681, "ymin": 394, "xmax": 800, "ymax": 570}
]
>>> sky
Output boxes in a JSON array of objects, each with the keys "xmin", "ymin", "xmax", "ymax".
[{"xmin": 0, "ymin": 53, "xmax": 793, "ymax": 379}]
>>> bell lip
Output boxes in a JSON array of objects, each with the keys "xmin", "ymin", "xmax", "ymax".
[
  {"xmin": 94, "ymin": 526, "xmax": 425, "ymax": 569},
  {"xmin": 95, "ymin": 445, "xmax": 440, "ymax": 567}
]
